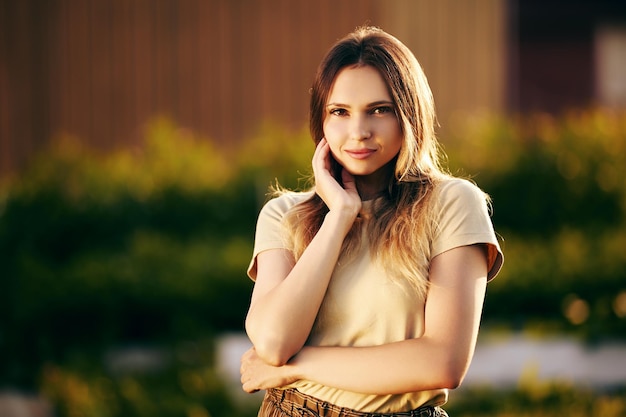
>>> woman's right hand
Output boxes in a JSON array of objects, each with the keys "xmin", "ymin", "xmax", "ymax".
[
  {"xmin": 313, "ymin": 139, "xmax": 361, "ymax": 222},
  {"xmin": 245, "ymin": 139, "xmax": 362, "ymax": 365}
]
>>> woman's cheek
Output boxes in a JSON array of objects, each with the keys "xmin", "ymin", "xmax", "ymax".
[
  {"xmin": 322, "ymin": 122, "xmax": 342, "ymax": 151},
  {"xmin": 325, "ymin": 140, "xmax": 342, "ymax": 163}
]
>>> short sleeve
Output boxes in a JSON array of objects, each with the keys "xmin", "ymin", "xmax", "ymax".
[
  {"xmin": 247, "ymin": 192, "xmax": 309, "ymax": 280},
  {"xmin": 431, "ymin": 179, "xmax": 504, "ymax": 281}
]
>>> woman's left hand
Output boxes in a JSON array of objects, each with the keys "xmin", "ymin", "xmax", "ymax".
[{"xmin": 240, "ymin": 347, "xmax": 298, "ymax": 393}]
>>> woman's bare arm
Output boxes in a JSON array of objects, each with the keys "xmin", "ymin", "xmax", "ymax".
[
  {"xmin": 245, "ymin": 139, "xmax": 361, "ymax": 366},
  {"xmin": 241, "ymin": 244, "xmax": 488, "ymax": 393},
  {"xmin": 245, "ymin": 210, "xmax": 355, "ymax": 366}
]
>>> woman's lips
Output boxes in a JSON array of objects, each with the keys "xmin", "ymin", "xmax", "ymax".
[{"xmin": 345, "ymin": 149, "xmax": 376, "ymax": 159}]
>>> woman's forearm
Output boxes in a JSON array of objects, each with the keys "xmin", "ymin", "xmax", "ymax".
[
  {"xmin": 245, "ymin": 210, "xmax": 355, "ymax": 366},
  {"xmin": 288, "ymin": 247, "xmax": 488, "ymax": 394},
  {"xmin": 290, "ymin": 337, "xmax": 472, "ymax": 395},
  {"xmin": 241, "ymin": 246, "xmax": 488, "ymax": 395}
]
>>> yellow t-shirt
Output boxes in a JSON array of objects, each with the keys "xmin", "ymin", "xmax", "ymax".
[{"xmin": 247, "ymin": 178, "xmax": 504, "ymax": 412}]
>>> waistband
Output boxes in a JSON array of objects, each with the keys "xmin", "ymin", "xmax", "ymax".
[{"xmin": 264, "ymin": 388, "xmax": 447, "ymax": 417}]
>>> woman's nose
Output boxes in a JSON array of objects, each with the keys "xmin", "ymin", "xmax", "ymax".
[{"xmin": 349, "ymin": 114, "xmax": 371, "ymax": 141}]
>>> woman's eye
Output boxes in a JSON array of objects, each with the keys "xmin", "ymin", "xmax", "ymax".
[
  {"xmin": 372, "ymin": 106, "xmax": 393, "ymax": 115},
  {"xmin": 329, "ymin": 108, "xmax": 348, "ymax": 116}
]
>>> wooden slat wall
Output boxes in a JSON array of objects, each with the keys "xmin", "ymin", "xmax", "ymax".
[
  {"xmin": 381, "ymin": 0, "xmax": 507, "ymax": 127},
  {"xmin": 0, "ymin": 0, "xmax": 507, "ymax": 175}
]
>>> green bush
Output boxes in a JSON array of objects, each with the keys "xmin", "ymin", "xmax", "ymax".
[
  {"xmin": 38, "ymin": 338, "xmax": 258, "ymax": 417},
  {"xmin": 0, "ymin": 118, "xmax": 315, "ymax": 415},
  {"xmin": 447, "ymin": 382, "xmax": 626, "ymax": 417},
  {"xmin": 0, "ymin": 119, "xmax": 309, "ymax": 414},
  {"xmin": 444, "ymin": 109, "xmax": 626, "ymax": 338}
]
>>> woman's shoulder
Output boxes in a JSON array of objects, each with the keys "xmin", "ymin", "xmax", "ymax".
[
  {"xmin": 434, "ymin": 177, "xmax": 488, "ymax": 204},
  {"xmin": 260, "ymin": 190, "xmax": 316, "ymax": 217}
]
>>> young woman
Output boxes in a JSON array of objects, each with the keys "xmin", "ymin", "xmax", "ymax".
[{"xmin": 241, "ymin": 26, "xmax": 503, "ymax": 417}]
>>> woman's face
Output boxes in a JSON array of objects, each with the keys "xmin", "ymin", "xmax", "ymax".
[{"xmin": 323, "ymin": 65, "xmax": 403, "ymax": 183}]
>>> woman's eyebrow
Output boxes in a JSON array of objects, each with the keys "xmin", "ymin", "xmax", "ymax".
[
  {"xmin": 326, "ymin": 102, "xmax": 348, "ymax": 108},
  {"xmin": 367, "ymin": 100, "xmax": 394, "ymax": 107},
  {"xmin": 326, "ymin": 100, "xmax": 394, "ymax": 108}
]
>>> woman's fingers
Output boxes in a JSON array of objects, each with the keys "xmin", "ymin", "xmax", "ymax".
[
  {"xmin": 312, "ymin": 138, "xmax": 329, "ymax": 176},
  {"xmin": 312, "ymin": 138, "xmax": 361, "ymax": 217},
  {"xmin": 240, "ymin": 348, "xmax": 258, "ymax": 393},
  {"xmin": 240, "ymin": 346, "xmax": 287, "ymax": 393}
]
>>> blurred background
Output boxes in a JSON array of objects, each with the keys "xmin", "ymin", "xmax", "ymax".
[{"xmin": 1, "ymin": 0, "xmax": 625, "ymax": 416}]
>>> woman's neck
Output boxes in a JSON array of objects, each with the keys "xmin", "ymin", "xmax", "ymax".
[{"xmin": 355, "ymin": 165, "xmax": 394, "ymax": 200}]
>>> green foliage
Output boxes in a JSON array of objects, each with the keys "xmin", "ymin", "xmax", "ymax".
[
  {"xmin": 447, "ymin": 382, "xmax": 626, "ymax": 417},
  {"xmin": 38, "ymin": 339, "xmax": 258, "ymax": 417},
  {"xmin": 446, "ymin": 110, "xmax": 625, "ymax": 236},
  {"xmin": 444, "ymin": 109, "xmax": 626, "ymax": 338},
  {"xmin": 2, "ymin": 121, "xmax": 230, "ymax": 382},
  {"xmin": 0, "ymin": 118, "xmax": 313, "ymax": 415}
]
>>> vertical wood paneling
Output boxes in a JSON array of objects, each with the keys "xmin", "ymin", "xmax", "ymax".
[
  {"xmin": 0, "ymin": 0, "xmax": 16, "ymax": 172},
  {"xmin": 4, "ymin": 0, "xmax": 37, "ymax": 167},
  {"xmin": 71, "ymin": 1, "xmax": 91, "ymax": 143},
  {"xmin": 239, "ymin": 0, "xmax": 262, "ymax": 139},
  {"xmin": 216, "ymin": 0, "xmax": 234, "ymax": 140},
  {"xmin": 110, "ymin": 0, "xmax": 134, "ymax": 148},
  {"xmin": 380, "ymin": 0, "xmax": 507, "ymax": 131},
  {"xmin": 0, "ymin": 0, "xmax": 8, "ymax": 173},
  {"xmin": 197, "ymin": 2, "xmax": 212, "ymax": 135},
  {"xmin": 90, "ymin": 0, "xmax": 110, "ymax": 146},
  {"xmin": 0, "ymin": 0, "xmax": 508, "ymax": 175},
  {"xmin": 48, "ymin": 0, "xmax": 65, "ymax": 142}
]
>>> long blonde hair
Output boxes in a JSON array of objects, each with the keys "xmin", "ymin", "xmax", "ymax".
[{"xmin": 279, "ymin": 27, "xmax": 450, "ymax": 297}]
